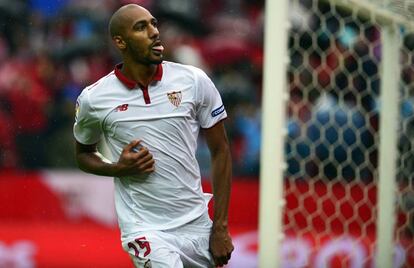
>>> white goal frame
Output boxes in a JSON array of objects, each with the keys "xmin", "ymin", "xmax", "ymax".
[{"xmin": 259, "ymin": 0, "xmax": 408, "ymax": 267}]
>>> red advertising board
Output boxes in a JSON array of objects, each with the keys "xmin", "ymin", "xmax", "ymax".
[{"xmin": 0, "ymin": 171, "xmax": 412, "ymax": 267}]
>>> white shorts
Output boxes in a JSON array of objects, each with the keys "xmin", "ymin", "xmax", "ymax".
[{"xmin": 123, "ymin": 214, "xmax": 215, "ymax": 268}]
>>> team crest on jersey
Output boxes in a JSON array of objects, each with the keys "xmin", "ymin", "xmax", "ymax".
[{"xmin": 167, "ymin": 91, "xmax": 182, "ymax": 107}]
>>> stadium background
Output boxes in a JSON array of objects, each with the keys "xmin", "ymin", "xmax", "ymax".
[
  {"xmin": 0, "ymin": 0, "xmax": 413, "ymax": 267},
  {"xmin": 0, "ymin": 0, "xmax": 264, "ymax": 267}
]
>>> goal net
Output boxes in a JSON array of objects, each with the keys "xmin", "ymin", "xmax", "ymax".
[{"xmin": 280, "ymin": 0, "xmax": 414, "ymax": 267}]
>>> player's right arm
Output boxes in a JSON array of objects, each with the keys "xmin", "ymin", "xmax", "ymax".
[
  {"xmin": 74, "ymin": 90, "xmax": 154, "ymax": 177},
  {"xmin": 75, "ymin": 139, "xmax": 155, "ymax": 177}
]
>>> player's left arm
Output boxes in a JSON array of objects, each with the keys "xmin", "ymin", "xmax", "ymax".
[{"xmin": 203, "ymin": 120, "xmax": 234, "ymax": 267}]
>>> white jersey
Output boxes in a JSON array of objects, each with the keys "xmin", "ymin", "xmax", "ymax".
[{"xmin": 73, "ymin": 61, "xmax": 227, "ymax": 243}]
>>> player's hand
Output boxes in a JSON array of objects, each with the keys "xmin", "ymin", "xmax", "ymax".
[
  {"xmin": 115, "ymin": 140, "xmax": 155, "ymax": 176},
  {"xmin": 209, "ymin": 226, "xmax": 234, "ymax": 267}
]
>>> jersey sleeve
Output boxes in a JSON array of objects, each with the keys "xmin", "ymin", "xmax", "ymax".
[
  {"xmin": 195, "ymin": 68, "xmax": 227, "ymax": 128},
  {"xmin": 73, "ymin": 89, "xmax": 102, "ymax": 145}
]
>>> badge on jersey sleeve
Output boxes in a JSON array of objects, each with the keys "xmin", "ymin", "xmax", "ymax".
[
  {"xmin": 167, "ymin": 91, "xmax": 182, "ymax": 107},
  {"xmin": 211, "ymin": 104, "xmax": 225, "ymax": 117}
]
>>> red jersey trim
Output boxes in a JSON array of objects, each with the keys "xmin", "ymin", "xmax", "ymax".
[
  {"xmin": 114, "ymin": 63, "xmax": 163, "ymax": 90},
  {"xmin": 142, "ymin": 87, "xmax": 151, "ymax": 104}
]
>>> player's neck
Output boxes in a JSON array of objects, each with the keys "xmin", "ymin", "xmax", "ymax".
[{"xmin": 121, "ymin": 61, "xmax": 157, "ymax": 88}]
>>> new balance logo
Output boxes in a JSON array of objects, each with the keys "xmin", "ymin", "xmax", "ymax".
[{"xmin": 116, "ymin": 104, "xmax": 129, "ymax": 112}]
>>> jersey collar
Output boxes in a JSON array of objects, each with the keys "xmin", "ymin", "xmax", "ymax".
[{"xmin": 114, "ymin": 63, "xmax": 163, "ymax": 89}]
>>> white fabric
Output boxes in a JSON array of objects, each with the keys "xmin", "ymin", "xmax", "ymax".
[
  {"xmin": 125, "ymin": 213, "xmax": 214, "ymax": 268},
  {"xmin": 73, "ymin": 61, "xmax": 227, "ymax": 244}
]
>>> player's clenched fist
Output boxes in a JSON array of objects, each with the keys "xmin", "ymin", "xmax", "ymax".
[
  {"xmin": 116, "ymin": 140, "xmax": 155, "ymax": 176},
  {"xmin": 209, "ymin": 227, "xmax": 234, "ymax": 267}
]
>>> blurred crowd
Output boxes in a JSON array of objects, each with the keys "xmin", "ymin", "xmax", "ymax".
[
  {"xmin": 0, "ymin": 0, "xmax": 412, "ymax": 181},
  {"xmin": 0, "ymin": 0, "xmax": 264, "ymax": 175}
]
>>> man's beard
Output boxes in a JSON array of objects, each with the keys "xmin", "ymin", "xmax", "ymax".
[{"xmin": 128, "ymin": 46, "xmax": 163, "ymax": 65}]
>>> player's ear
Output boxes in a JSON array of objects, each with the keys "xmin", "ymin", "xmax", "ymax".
[{"xmin": 113, "ymin": 36, "xmax": 126, "ymax": 50}]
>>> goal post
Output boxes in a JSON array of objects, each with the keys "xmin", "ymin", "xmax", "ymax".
[
  {"xmin": 377, "ymin": 25, "xmax": 400, "ymax": 268},
  {"xmin": 259, "ymin": 0, "xmax": 414, "ymax": 267},
  {"xmin": 258, "ymin": 0, "xmax": 289, "ymax": 267}
]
